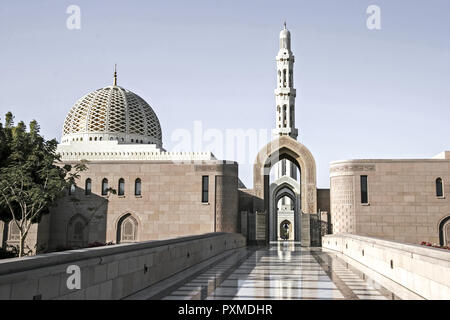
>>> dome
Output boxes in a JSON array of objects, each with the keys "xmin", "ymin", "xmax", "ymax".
[
  {"xmin": 280, "ymin": 28, "xmax": 290, "ymax": 38},
  {"xmin": 279, "ymin": 24, "xmax": 291, "ymax": 50},
  {"xmin": 62, "ymin": 84, "xmax": 162, "ymax": 147}
]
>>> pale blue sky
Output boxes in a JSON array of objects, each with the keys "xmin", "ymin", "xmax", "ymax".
[{"xmin": 1, "ymin": 0, "xmax": 449, "ymax": 188}]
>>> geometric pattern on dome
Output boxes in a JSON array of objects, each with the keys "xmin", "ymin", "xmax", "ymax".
[{"xmin": 62, "ymin": 85, "xmax": 162, "ymax": 143}]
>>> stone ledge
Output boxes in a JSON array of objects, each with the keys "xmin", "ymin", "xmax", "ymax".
[
  {"xmin": 323, "ymin": 233, "xmax": 450, "ymax": 299},
  {"xmin": 0, "ymin": 232, "xmax": 234, "ymax": 276},
  {"xmin": 0, "ymin": 232, "xmax": 246, "ymax": 300}
]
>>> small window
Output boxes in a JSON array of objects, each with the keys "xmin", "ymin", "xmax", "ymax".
[
  {"xmin": 436, "ymin": 178, "xmax": 444, "ymax": 197},
  {"xmin": 85, "ymin": 178, "xmax": 92, "ymax": 195},
  {"xmin": 135, "ymin": 178, "xmax": 142, "ymax": 196},
  {"xmin": 361, "ymin": 175, "xmax": 368, "ymax": 204},
  {"xmin": 118, "ymin": 178, "xmax": 125, "ymax": 196},
  {"xmin": 69, "ymin": 183, "xmax": 76, "ymax": 195},
  {"xmin": 101, "ymin": 178, "xmax": 108, "ymax": 196},
  {"xmin": 202, "ymin": 176, "xmax": 209, "ymax": 203}
]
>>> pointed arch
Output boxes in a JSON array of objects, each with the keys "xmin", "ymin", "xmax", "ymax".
[
  {"xmin": 116, "ymin": 213, "xmax": 139, "ymax": 244},
  {"xmin": 67, "ymin": 214, "xmax": 88, "ymax": 248},
  {"xmin": 7, "ymin": 221, "xmax": 20, "ymax": 243},
  {"xmin": 438, "ymin": 215, "xmax": 450, "ymax": 246},
  {"xmin": 254, "ymin": 135, "xmax": 317, "ymax": 212},
  {"xmin": 254, "ymin": 135, "xmax": 317, "ymax": 243}
]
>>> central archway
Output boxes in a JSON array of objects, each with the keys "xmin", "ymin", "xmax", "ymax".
[
  {"xmin": 253, "ymin": 135, "xmax": 317, "ymax": 244},
  {"xmin": 270, "ymin": 179, "xmax": 299, "ymax": 241}
]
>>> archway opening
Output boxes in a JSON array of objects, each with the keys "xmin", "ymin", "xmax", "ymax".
[
  {"xmin": 439, "ymin": 216, "xmax": 450, "ymax": 246},
  {"xmin": 268, "ymin": 156, "xmax": 301, "ymax": 242},
  {"xmin": 253, "ymin": 136, "xmax": 318, "ymax": 244},
  {"xmin": 279, "ymin": 219, "xmax": 292, "ymax": 240}
]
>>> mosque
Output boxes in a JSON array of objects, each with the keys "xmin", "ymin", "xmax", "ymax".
[{"xmin": 1, "ymin": 24, "xmax": 449, "ymax": 253}]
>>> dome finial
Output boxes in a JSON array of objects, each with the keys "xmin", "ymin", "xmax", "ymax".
[
  {"xmin": 283, "ymin": 21, "xmax": 287, "ymax": 29},
  {"xmin": 113, "ymin": 64, "xmax": 117, "ymax": 86}
]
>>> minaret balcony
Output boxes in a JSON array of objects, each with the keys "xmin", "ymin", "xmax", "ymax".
[
  {"xmin": 274, "ymin": 88, "xmax": 296, "ymax": 95},
  {"xmin": 272, "ymin": 127, "xmax": 298, "ymax": 138}
]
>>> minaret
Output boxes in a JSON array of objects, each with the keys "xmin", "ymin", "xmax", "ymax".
[
  {"xmin": 273, "ymin": 23, "xmax": 298, "ymax": 188},
  {"xmin": 273, "ymin": 22, "xmax": 298, "ymax": 140}
]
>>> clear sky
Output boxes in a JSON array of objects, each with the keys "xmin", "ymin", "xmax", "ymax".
[{"xmin": 1, "ymin": 0, "xmax": 449, "ymax": 188}]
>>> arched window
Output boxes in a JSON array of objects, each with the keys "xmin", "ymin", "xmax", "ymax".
[
  {"xmin": 85, "ymin": 178, "xmax": 92, "ymax": 195},
  {"xmin": 67, "ymin": 215, "xmax": 87, "ymax": 248},
  {"xmin": 8, "ymin": 221, "xmax": 20, "ymax": 242},
  {"xmin": 135, "ymin": 178, "xmax": 142, "ymax": 196},
  {"xmin": 102, "ymin": 178, "xmax": 108, "ymax": 196},
  {"xmin": 436, "ymin": 178, "xmax": 444, "ymax": 197},
  {"xmin": 118, "ymin": 178, "xmax": 125, "ymax": 196},
  {"xmin": 117, "ymin": 214, "xmax": 138, "ymax": 243},
  {"xmin": 68, "ymin": 183, "xmax": 76, "ymax": 195}
]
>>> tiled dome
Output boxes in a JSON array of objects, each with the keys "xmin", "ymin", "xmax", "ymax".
[{"xmin": 62, "ymin": 84, "xmax": 162, "ymax": 146}]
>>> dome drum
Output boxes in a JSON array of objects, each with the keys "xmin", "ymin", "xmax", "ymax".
[{"xmin": 61, "ymin": 132, "xmax": 161, "ymax": 145}]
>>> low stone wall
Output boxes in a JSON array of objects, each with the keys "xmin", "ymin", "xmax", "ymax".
[
  {"xmin": 0, "ymin": 232, "xmax": 246, "ymax": 300},
  {"xmin": 323, "ymin": 234, "xmax": 450, "ymax": 299}
]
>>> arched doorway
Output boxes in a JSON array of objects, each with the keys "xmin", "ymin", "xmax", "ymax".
[
  {"xmin": 270, "ymin": 181, "xmax": 299, "ymax": 241},
  {"xmin": 439, "ymin": 216, "xmax": 450, "ymax": 246},
  {"xmin": 254, "ymin": 135, "xmax": 317, "ymax": 245},
  {"xmin": 279, "ymin": 220, "xmax": 292, "ymax": 240}
]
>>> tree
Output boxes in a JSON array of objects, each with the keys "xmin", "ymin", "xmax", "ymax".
[{"xmin": 0, "ymin": 112, "xmax": 86, "ymax": 257}]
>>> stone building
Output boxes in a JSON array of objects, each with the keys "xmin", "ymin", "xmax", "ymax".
[
  {"xmin": 330, "ymin": 152, "xmax": 450, "ymax": 245},
  {"xmin": 1, "ymin": 24, "xmax": 449, "ymax": 253},
  {"xmin": 1, "ymin": 68, "xmax": 239, "ymax": 253}
]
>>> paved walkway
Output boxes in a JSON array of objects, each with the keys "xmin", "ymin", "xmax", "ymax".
[{"xmin": 158, "ymin": 242, "xmax": 402, "ymax": 300}]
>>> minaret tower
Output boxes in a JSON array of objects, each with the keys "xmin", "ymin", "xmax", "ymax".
[
  {"xmin": 273, "ymin": 23, "xmax": 298, "ymax": 195},
  {"xmin": 273, "ymin": 22, "xmax": 298, "ymax": 139}
]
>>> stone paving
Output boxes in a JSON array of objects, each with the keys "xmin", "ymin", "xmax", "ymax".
[{"xmin": 158, "ymin": 242, "xmax": 400, "ymax": 300}]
